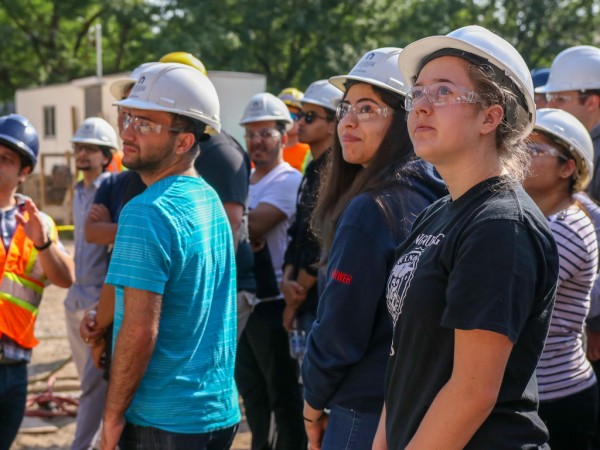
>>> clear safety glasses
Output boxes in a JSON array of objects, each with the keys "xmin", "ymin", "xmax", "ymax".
[
  {"xmin": 545, "ymin": 92, "xmax": 587, "ymax": 104},
  {"xmin": 526, "ymin": 142, "xmax": 570, "ymax": 161},
  {"xmin": 336, "ymin": 103, "xmax": 389, "ymax": 122},
  {"xmin": 121, "ymin": 113, "xmax": 185, "ymax": 136},
  {"xmin": 405, "ymin": 82, "xmax": 483, "ymax": 111},
  {"xmin": 244, "ymin": 128, "xmax": 281, "ymax": 141}
]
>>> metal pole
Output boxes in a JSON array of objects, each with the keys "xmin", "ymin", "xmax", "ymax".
[{"xmin": 95, "ymin": 23, "xmax": 102, "ymax": 82}]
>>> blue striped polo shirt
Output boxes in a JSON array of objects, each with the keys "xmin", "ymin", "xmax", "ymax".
[{"xmin": 106, "ymin": 175, "xmax": 240, "ymax": 433}]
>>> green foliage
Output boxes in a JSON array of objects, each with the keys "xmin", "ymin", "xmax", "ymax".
[{"xmin": 1, "ymin": 0, "xmax": 600, "ymax": 105}]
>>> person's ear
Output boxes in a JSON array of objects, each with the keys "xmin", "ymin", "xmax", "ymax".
[
  {"xmin": 175, "ymin": 132, "xmax": 196, "ymax": 155},
  {"xmin": 480, "ymin": 104, "xmax": 504, "ymax": 136},
  {"xmin": 558, "ymin": 159, "xmax": 576, "ymax": 180}
]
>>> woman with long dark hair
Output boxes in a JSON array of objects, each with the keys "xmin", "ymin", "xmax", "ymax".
[{"xmin": 301, "ymin": 47, "xmax": 445, "ymax": 450}]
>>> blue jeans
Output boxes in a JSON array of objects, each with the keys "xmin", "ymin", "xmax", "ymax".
[
  {"xmin": 0, "ymin": 362, "xmax": 28, "ymax": 450},
  {"xmin": 321, "ymin": 405, "xmax": 380, "ymax": 450},
  {"xmin": 119, "ymin": 422, "xmax": 238, "ymax": 450}
]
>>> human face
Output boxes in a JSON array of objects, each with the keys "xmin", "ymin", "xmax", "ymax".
[
  {"xmin": 337, "ymin": 83, "xmax": 393, "ymax": 167},
  {"xmin": 545, "ymin": 90, "xmax": 589, "ymax": 125},
  {"xmin": 407, "ymin": 56, "xmax": 485, "ymax": 167},
  {"xmin": 0, "ymin": 144, "xmax": 29, "ymax": 191},
  {"xmin": 298, "ymin": 104, "xmax": 334, "ymax": 148},
  {"xmin": 120, "ymin": 109, "xmax": 179, "ymax": 172},
  {"xmin": 522, "ymin": 133, "xmax": 572, "ymax": 197},
  {"xmin": 244, "ymin": 121, "xmax": 284, "ymax": 170},
  {"xmin": 287, "ymin": 106, "xmax": 301, "ymax": 138},
  {"xmin": 74, "ymin": 143, "xmax": 109, "ymax": 172}
]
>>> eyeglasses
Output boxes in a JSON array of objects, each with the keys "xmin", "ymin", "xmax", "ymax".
[
  {"xmin": 122, "ymin": 113, "xmax": 185, "ymax": 135},
  {"xmin": 73, "ymin": 144, "xmax": 102, "ymax": 153},
  {"xmin": 244, "ymin": 128, "xmax": 281, "ymax": 140},
  {"xmin": 336, "ymin": 103, "xmax": 389, "ymax": 122},
  {"xmin": 526, "ymin": 142, "xmax": 570, "ymax": 160},
  {"xmin": 405, "ymin": 82, "xmax": 482, "ymax": 111},
  {"xmin": 289, "ymin": 112, "xmax": 301, "ymax": 122},
  {"xmin": 298, "ymin": 111, "xmax": 328, "ymax": 124},
  {"xmin": 545, "ymin": 92, "xmax": 587, "ymax": 103}
]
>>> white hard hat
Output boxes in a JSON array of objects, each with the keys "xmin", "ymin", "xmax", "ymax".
[
  {"xmin": 114, "ymin": 63, "xmax": 221, "ymax": 134},
  {"xmin": 534, "ymin": 108, "xmax": 594, "ymax": 191},
  {"xmin": 240, "ymin": 93, "xmax": 293, "ymax": 130},
  {"xmin": 535, "ymin": 46, "xmax": 600, "ymax": 94},
  {"xmin": 109, "ymin": 62, "xmax": 159, "ymax": 101},
  {"xmin": 330, "ymin": 48, "xmax": 408, "ymax": 97},
  {"xmin": 301, "ymin": 80, "xmax": 343, "ymax": 112},
  {"xmin": 71, "ymin": 117, "xmax": 119, "ymax": 149},
  {"xmin": 398, "ymin": 25, "xmax": 535, "ymax": 140}
]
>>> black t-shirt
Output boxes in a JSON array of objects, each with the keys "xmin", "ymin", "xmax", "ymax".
[{"xmin": 385, "ymin": 176, "xmax": 558, "ymax": 449}]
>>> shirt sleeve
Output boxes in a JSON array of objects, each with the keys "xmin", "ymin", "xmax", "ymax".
[
  {"xmin": 257, "ymin": 171, "xmax": 302, "ymax": 219},
  {"xmin": 105, "ymin": 203, "xmax": 171, "ymax": 295},
  {"xmin": 302, "ymin": 204, "xmax": 392, "ymax": 409},
  {"xmin": 196, "ymin": 134, "xmax": 249, "ymax": 206},
  {"xmin": 441, "ymin": 220, "xmax": 542, "ymax": 343}
]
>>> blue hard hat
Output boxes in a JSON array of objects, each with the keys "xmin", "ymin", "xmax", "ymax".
[
  {"xmin": 531, "ymin": 68, "xmax": 551, "ymax": 89},
  {"xmin": 0, "ymin": 114, "xmax": 39, "ymax": 169}
]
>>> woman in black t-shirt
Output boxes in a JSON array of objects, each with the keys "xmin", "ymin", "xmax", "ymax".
[{"xmin": 375, "ymin": 26, "xmax": 559, "ymax": 450}]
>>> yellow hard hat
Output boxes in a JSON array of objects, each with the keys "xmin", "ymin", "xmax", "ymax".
[
  {"xmin": 159, "ymin": 52, "xmax": 207, "ymax": 76},
  {"xmin": 278, "ymin": 87, "xmax": 304, "ymax": 109}
]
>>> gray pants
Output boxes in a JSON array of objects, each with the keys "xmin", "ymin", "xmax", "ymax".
[{"xmin": 65, "ymin": 307, "xmax": 108, "ymax": 450}]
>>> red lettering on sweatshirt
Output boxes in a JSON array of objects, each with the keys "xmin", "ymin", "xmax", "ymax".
[{"xmin": 331, "ymin": 269, "xmax": 352, "ymax": 285}]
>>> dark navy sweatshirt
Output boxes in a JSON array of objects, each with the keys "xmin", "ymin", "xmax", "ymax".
[{"xmin": 302, "ymin": 158, "xmax": 446, "ymax": 413}]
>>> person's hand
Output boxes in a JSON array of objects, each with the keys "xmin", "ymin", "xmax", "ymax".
[
  {"xmin": 100, "ymin": 416, "xmax": 125, "ymax": 450},
  {"xmin": 304, "ymin": 402, "xmax": 328, "ymax": 450},
  {"xmin": 587, "ymin": 329, "xmax": 600, "ymax": 361},
  {"xmin": 91, "ymin": 340, "xmax": 107, "ymax": 369},
  {"xmin": 283, "ymin": 304, "xmax": 299, "ymax": 332},
  {"xmin": 79, "ymin": 309, "xmax": 105, "ymax": 345},
  {"xmin": 15, "ymin": 198, "xmax": 49, "ymax": 247},
  {"xmin": 88, "ymin": 204, "xmax": 111, "ymax": 223},
  {"xmin": 280, "ymin": 279, "xmax": 306, "ymax": 305}
]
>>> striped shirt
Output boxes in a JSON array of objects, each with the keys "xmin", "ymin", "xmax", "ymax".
[{"xmin": 537, "ymin": 204, "xmax": 598, "ymax": 400}]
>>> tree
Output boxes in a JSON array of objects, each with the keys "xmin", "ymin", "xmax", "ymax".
[{"xmin": 0, "ymin": 0, "xmax": 160, "ymax": 105}]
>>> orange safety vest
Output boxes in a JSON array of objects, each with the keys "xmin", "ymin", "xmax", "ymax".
[{"xmin": 0, "ymin": 213, "xmax": 55, "ymax": 349}]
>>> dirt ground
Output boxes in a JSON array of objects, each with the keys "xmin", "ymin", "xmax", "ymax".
[{"xmin": 10, "ymin": 239, "xmax": 251, "ymax": 450}]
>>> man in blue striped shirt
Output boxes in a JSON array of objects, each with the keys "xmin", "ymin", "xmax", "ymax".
[{"xmin": 99, "ymin": 63, "xmax": 240, "ymax": 449}]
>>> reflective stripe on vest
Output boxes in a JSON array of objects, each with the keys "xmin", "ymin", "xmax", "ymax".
[{"xmin": 0, "ymin": 215, "xmax": 48, "ymax": 349}]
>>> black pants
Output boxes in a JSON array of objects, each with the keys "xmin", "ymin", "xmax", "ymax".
[
  {"xmin": 539, "ymin": 382, "xmax": 598, "ymax": 450},
  {"xmin": 235, "ymin": 301, "xmax": 306, "ymax": 450},
  {"xmin": 119, "ymin": 422, "xmax": 238, "ymax": 450}
]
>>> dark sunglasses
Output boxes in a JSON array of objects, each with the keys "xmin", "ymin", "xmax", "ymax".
[{"xmin": 297, "ymin": 111, "xmax": 328, "ymax": 124}]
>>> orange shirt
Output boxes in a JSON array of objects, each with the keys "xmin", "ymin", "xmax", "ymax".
[{"xmin": 283, "ymin": 143, "xmax": 310, "ymax": 173}]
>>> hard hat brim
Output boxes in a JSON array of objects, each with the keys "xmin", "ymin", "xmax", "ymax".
[
  {"xmin": 399, "ymin": 34, "xmax": 536, "ymax": 138},
  {"xmin": 114, "ymin": 97, "xmax": 222, "ymax": 134},
  {"xmin": 329, "ymin": 75, "xmax": 407, "ymax": 98},
  {"xmin": 109, "ymin": 78, "xmax": 136, "ymax": 101}
]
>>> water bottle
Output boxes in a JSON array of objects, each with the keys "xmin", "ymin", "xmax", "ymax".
[{"xmin": 288, "ymin": 320, "xmax": 306, "ymax": 361}]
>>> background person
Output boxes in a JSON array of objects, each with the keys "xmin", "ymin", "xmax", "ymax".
[
  {"xmin": 301, "ymin": 48, "xmax": 445, "ymax": 450},
  {"xmin": 280, "ymin": 79, "xmax": 342, "ymax": 335},
  {"xmin": 0, "ymin": 114, "xmax": 74, "ymax": 450},
  {"xmin": 523, "ymin": 108, "xmax": 598, "ymax": 450},
  {"xmin": 278, "ymin": 87, "xmax": 311, "ymax": 172},
  {"xmin": 64, "ymin": 117, "xmax": 117, "ymax": 450},
  {"xmin": 236, "ymin": 92, "xmax": 305, "ymax": 450},
  {"xmin": 377, "ymin": 26, "xmax": 559, "ymax": 449}
]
